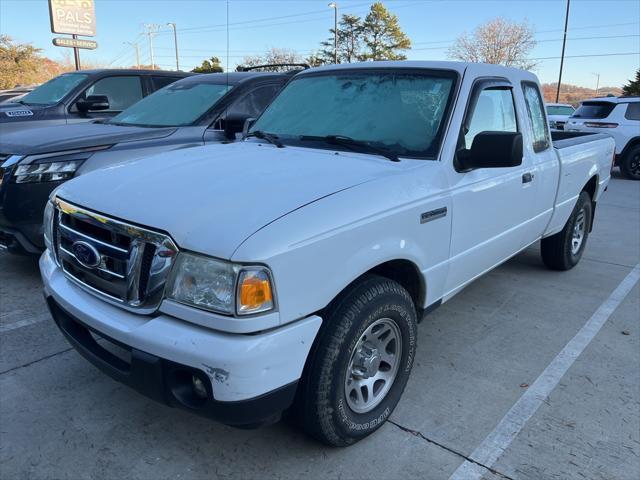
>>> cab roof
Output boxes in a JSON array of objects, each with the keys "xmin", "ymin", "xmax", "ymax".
[
  {"xmin": 61, "ymin": 69, "xmax": 193, "ymax": 77},
  {"xmin": 297, "ymin": 60, "xmax": 540, "ymax": 83},
  {"xmin": 168, "ymin": 71, "xmax": 293, "ymax": 87}
]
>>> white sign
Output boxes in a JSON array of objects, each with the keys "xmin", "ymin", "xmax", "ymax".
[{"xmin": 49, "ymin": 0, "xmax": 96, "ymax": 37}]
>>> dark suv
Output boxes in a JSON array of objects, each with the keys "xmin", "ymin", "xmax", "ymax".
[
  {"xmin": 0, "ymin": 68, "xmax": 299, "ymax": 254},
  {"xmin": 0, "ymin": 69, "xmax": 190, "ymax": 135}
]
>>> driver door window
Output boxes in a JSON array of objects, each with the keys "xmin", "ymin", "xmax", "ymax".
[
  {"xmin": 464, "ymin": 87, "xmax": 517, "ymax": 149},
  {"xmin": 76, "ymin": 76, "xmax": 143, "ymax": 113}
]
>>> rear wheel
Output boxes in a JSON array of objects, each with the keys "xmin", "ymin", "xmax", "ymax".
[
  {"xmin": 541, "ymin": 191, "xmax": 592, "ymax": 270},
  {"xmin": 298, "ymin": 276, "xmax": 417, "ymax": 447},
  {"xmin": 620, "ymin": 145, "xmax": 640, "ymax": 180}
]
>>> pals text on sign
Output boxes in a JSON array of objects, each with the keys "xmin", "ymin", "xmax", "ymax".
[{"xmin": 48, "ymin": 0, "xmax": 96, "ymax": 37}]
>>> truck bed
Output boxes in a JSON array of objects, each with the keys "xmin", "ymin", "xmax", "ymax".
[
  {"xmin": 544, "ymin": 131, "xmax": 615, "ymax": 237},
  {"xmin": 551, "ymin": 131, "xmax": 611, "ymax": 149}
]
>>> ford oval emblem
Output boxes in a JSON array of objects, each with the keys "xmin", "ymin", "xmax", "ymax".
[{"xmin": 71, "ymin": 240, "xmax": 101, "ymax": 268}]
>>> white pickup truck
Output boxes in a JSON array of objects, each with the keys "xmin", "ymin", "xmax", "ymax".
[{"xmin": 40, "ymin": 61, "xmax": 615, "ymax": 447}]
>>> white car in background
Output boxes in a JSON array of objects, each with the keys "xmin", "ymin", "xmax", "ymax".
[
  {"xmin": 565, "ymin": 97, "xmax": 640, "ymax": 179},
  {"xmin": 546, "ymin": 103, "xmax": 575, "ymax": 131}
]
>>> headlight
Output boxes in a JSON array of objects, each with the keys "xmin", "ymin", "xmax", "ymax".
[
  {"xmin": 12, "ymin": 145, "xmax": 111, "ymax": 184},
  {"xmin": 43, "ymin": 199, "xmax": 55, "ymax": 252},
  {"xmin": 166, "ymin": 253, "xmax": 275, "ymax": 316},
  {"xmin": 14, "ymin": 160, "xmax": 84, "ymax": 183}
]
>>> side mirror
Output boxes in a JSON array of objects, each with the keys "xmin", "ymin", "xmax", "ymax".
[
  {"xmin": 76, "ymin": 95, "xmax": 110, "ymax": 113},
  {"xmin": 457, "ymin": 131, "xmax": 523, "ymax": 171},
  {"xmin": 223, "ymin": 114, "xmax": 252, "ymax": 140},
  {"xmin": 241, "ymin": 118, "xmax": 256, "ymax": 139}
]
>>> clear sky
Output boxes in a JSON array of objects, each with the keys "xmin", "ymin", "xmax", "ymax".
[{"xmin": 1, "ymin": 0, "xmax": 638, "ymax": 88}]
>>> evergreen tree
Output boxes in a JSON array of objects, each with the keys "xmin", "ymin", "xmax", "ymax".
[
  {"xmin": 361, "ymin": 2, "xmax": 411, "ymax": 61},
  {"xmin": 622, "ymin": 69, "xmax": 640, "ymax": 96},
  {"xmin": 319, "ymin": 14, "xmax": 365, "ymax": 64}
]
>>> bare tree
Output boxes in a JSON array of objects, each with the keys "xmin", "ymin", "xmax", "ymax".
[
  {"xmin": 448, "ymin": 18, "xmax": 537, "ymax": 70},
  {"xmin": 239, "ymin": 48, "xmax": 303, "ymax": 71}
]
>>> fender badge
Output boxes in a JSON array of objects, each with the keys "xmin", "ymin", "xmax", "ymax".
[
  {"xmin": 420, "ymin": 207, "xmax": 448, "ymax": 224},
  {"xmin": 5, "ymin": 109, "xmax": 33, "ymax": 117}
]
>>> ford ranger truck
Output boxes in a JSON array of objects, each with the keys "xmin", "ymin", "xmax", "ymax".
[{"xmin": 40, "ymin": 61, "xmax": 615, "ymax": 447}]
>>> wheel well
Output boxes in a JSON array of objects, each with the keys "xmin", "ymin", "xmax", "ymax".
[
  {"xmin": 368, "ymin": 260, "xmax": 425, "ymax": 312},
  {"xmin": 622, "ymin": 137, "xmax": 640, "ymax": 159},
  {"xmin": 582, "ymin": 175, "xmax": 598, "ymax": 201},
  {"xmin": 582, "ymin": 175, "xmax": 598, "ymax": 231}
]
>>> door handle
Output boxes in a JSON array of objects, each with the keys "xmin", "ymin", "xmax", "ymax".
[{"xmin": 522, "ymin": 172, "xmax": 534, "ymax": 183}]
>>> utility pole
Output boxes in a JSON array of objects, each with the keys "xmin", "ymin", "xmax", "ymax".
[
  {"xmin": 167, "ymin": 22, "xmax": 180, "ymax": 71},
  {"xmin": 125, "ymin": 41, "xmax": 140, "ymax": 68},
  {"xmin": 329, "ymin": 2, "xmax": 338, "ymax": 64},
  {"xmin": 592, "ymin": 72, "xmax": 600, "ymax": 97},
  {"xmin": 144, "ymin": 24, "xmax": 160, "ymax": 69},
  {"xmin": 555, "ymin": 0, "xmax": 570, "ymax": 103},
  {"xmin": 72, "ymin": 34, "xmax": 81, "ymax": 70}
]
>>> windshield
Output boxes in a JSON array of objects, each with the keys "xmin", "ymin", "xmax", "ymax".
[
  {"xmin": 546, "ymin": 105, "xmax": 574, "ymax": 116},
  {"xmin": 110, "ymin": 82, "xmax": 233, "ymax": 127},
  {"xmin": 572, "ymin": 101, "xmax": 616, "ymax": 119},
  {"xmin": 20, "ymin": 73, "xmax": 88, "ymax": 105},
  {"xmin": 251, "ymin": 70, "xmax": 457, "ymax": 158}
]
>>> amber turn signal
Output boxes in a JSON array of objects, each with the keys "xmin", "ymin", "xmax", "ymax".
[{"xmin": 237, "ymin": 268, "xmax": 274, "ymax": 314}]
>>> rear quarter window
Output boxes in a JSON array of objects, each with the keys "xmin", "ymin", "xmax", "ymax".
[
  {"xmin": 151, "ymin": 76, "xmax": 184, "ymax": 91},
  {"xmin": 572, "ymin": 101, "xmax": 616, "ymax": 119},
  {"xmin": 624, "ymin": 102, "xmax": 640, "ymax": 121}
]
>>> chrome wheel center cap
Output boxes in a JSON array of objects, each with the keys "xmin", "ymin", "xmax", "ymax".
[{"xmin": 352, "ymin": 343, "xmax": 381, "ymax": 379}]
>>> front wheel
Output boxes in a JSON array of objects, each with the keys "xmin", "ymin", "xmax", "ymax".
[
  {"xmin": 298, "ymin": 276, "xmax": 417, "ymax": 447},
  {"xmin": 541, "ymin": 191, "xmax": 592, "ymax": 270},
  {"xmin": 620, "ymin": 145, "xmax": 640, "ymax": 180}
]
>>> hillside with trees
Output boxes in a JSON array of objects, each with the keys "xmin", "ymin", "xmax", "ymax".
[{"xmin": 541, "ymin": 83, "xmax": 622, "ymax": 105}]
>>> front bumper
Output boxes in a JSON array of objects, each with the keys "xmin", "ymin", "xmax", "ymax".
[
  {"xmin": 0, "ymin": 174, "xmax": 62, "ymax": 254},
  {"xmin": 0, "ymin": 223, "xmax": 43, "ymax": 254},
  {"xmin": 40, "ymin": 251, "xmax": 322, "ymax": 426}
]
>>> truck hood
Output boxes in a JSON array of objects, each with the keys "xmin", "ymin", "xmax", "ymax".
[
  {"xmin": 0, "ymin": 122, "xmax": 177, "ymax": 156},
  {"xmin": 55, "ymin": 142, "xmax": 403, "ymax": 259},
  {"xmin": 547, "ymin": 114, "xmax": 571, "ymax": 122},
  {"xmin": 0, "ymin": 102, "xmax": 52, "ymax": 125}
]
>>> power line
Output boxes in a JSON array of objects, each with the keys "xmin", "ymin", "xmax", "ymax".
[
  {"xmin": 411, "ymin": 33, "xmax": 640, "ymax": 51},
  {"xmin": 532, "ymin": 51, "xmax": 640, "ymax": 60},
  {"xmin": 152, "ymin": 1, "xmax": 374, "ymax": 35}
]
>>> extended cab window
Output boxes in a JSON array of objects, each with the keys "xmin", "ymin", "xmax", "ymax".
[
  {"xmin": 522, "ymin": 82, "xmax": 550, "ymax": 152},
  {"xmin": 81, "ymin": 76, "xmax": 143, "ymax": 112},
  {"xmin": 464, "ymin": 87, "xmax": 517, "ymax": 149}
]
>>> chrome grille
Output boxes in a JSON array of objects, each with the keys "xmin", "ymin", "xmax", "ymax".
[{"xmin": 52, "ymin": 197, "xmax": 179, "ymax": 313}]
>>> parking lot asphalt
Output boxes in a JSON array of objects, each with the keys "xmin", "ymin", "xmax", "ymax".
[{"xmin": 1, "ymin": 171, "xmax": 638, "ymax": 480}]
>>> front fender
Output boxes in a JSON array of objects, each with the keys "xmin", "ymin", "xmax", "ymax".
[{"xmin": 232, "ymin": 167, "xmax": 452, "ymax": 326}]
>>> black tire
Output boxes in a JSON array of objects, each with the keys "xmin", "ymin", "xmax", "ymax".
[
  {"xmin": 298, "ymin": 275, "xmax": 417, "ymax": 447},
  {"xmin": 541, "ymin": 191, "xmax": 592, "ymax": 271},
  {"xmin": 620, "ymin": 145, "xmax": 640, "ymax": 180}
]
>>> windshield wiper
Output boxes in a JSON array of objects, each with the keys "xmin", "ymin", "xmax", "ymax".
[
  {"xmin": 299, "ymin": 135, "xmax": 399, "ymax": 162},
  {"xmin": 247, "ymin": 130, "xmax": 284, "ymax": 148}
]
